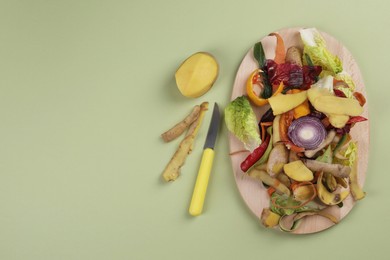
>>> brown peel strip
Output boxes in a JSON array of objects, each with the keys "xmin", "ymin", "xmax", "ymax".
[
  {"xmin": 294, "ymin": 211, "xmax": 339, "ymax": 224},
  {"xmin": 279, "ymin": 210, "xmax": 338, "ymax": 232},
  {"xmin": 161, "ymin": 105, "xmax": 201, "ymax": 142},
  {"xmin": 161, "ymin": 102, "xmax": 208, "ymax": 182}
]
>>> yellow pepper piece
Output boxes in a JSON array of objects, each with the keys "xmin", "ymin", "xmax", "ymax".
[
  {"xmin": 291, "ymin": 89, "xmax": 310, "ymax": 119},
  {"xmin": 246, "ymin": 69, "xmax": 284, "ymax": 107}
]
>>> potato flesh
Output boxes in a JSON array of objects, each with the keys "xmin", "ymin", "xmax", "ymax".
[
  {"xmin": 175, "ymin": 52, "xmax": 219, "ymax": 98},
  {"xmin": 283, "ymin": 160, "xmax": 314, "ymax": 182}
]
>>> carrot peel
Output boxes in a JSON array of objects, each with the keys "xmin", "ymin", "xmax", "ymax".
[{"xmin": 269, "ymin": 32, "xmax": 286, "ymax": 64}]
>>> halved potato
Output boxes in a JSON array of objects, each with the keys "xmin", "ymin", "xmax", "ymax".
[{"xmin": 175, "ymin": 52, "xmax": 219, "ymax": 98}]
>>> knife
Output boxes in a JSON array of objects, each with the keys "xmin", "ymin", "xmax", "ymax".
[{"xmin": 189, "ymin": 102, "xmax": 221, "ymax": 216}]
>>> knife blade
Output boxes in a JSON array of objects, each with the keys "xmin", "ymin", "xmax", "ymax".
[{"xmin": 189, "ymin": 102, "xmax": 221, "ymax": 216}]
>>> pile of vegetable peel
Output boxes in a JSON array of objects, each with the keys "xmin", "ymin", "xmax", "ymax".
[
  {"xmin": 161, "ymin": 102, "xmax": 209, "ymax": 182},
  {"xmin": 225, "ymin": 28, "xmax": 367, "ymax": 232}
]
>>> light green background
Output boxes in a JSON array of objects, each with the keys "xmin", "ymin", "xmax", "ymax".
[{"xmin": 0, "ymin": 0, "xmax": 388, "ymax": 259}]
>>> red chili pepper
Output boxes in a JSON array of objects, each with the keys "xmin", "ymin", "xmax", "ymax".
[
  {"xmin": 333, "ymin": 79, "xmax": 350, "ymax": 88},
  {"xmin": 252, "ymin": 72, "xmax": 260, "ymax": 84},
  {"xmin": 240, "ymin": 134, "xmax": 271, "ymax": 172},
  {"xmin": 347, "ymin": 116, "xmax": 368, "ymax": 124},
  {"xmin": 353, "ymin": 92, "xmax": 366, "ymax": 106}
]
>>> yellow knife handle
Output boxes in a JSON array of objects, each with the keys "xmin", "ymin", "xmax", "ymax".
[{"xmin": 189, "ymin": 148, "xmax": 215, "ymax": 216}]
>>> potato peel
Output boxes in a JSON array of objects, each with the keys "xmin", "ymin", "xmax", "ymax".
[
  {"xmin": 317, "ymin": 171, "xmax": 350, "ymax": 205},
  {"xmin": 349, "ymin": 156, "xmax": 366, "ymax": 200}
]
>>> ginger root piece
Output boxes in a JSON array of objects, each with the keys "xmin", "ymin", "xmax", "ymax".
[
  {"xmin": 303, "ymin": 159, "xmax": 351, "ymax": 178},
  {"xmin": 161, "ymin": 135, "xmax": 195, "ymax": 182},
  {"xmin": 161, "ymin": 105, "xmax": 200, "ymax": 142},
  {"xmin": 186, "ymin": 102, "xmax": 208, "ymax": 137},
  {"xmin": 162, "ymin": 102, "xmax": 209, "ymax": 182},
  {"xmin": 186, "ymin": 102, "xmax": 208, "ymax": 151},
  {"xmin": 285, "ymin": 46, "xmax": 303, "ymax": 66}
]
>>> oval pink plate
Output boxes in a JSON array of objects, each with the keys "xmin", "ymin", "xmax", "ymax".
[{"xmin": 228, "ymin": 27, "xmax": 369, "ymax": 234}]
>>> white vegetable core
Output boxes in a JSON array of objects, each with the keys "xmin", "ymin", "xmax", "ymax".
[{"xmin": 298, "ymin": 127, "xmax": 314, "ymax": 140}]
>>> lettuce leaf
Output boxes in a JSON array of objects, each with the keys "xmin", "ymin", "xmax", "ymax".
[
  {"xmin": 270, "ymin": 193, "xmax": 300, "ymax": 216},
  {"xmin": 316, "ymin": 145, "xmax": 333, "ymax": 164},
  {"xmin": 311, "ymin": 75, "xmax": 334, "ymax": 93},
  {"xmin": 300, "ymin": 28, "xmax": 358, "ymax": 97},
  {"xmin": 334, "ymin": 141, "xmax": 358, "ymax": 167},
  {"xmin": 300, "ymin": 28, "xmax": 343, "ymax": 75},
  {"xmin": 270, "ymin": 193, "xmax": 321, "ymax": 216},
  {"xmin": 334, "ymin": 71, "xmax": 356, "ymax": 91},
  {"xmin": 344, "ymin": 141, "xmax": 358, "ymax": 167},
  {"xmin": 335, "ymin": 86, "xmax": 354, "ymax": 98},
  {"xmin": 224, "ymin": 96, "xmax": 261, "ymax": 152}
]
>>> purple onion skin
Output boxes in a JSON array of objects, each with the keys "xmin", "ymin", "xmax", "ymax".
[
  {"xmin": 259, "ymin": 107, "xmax": 275, "ymax": 124},
  {"xmin": 309, "ymin": 109, "xmax": 326, "ymax": 120},
  {"xmin": 288, "ymin": 116, "xmax": 327, "ymax": 150},
  {"xmin": 258, "ymin": 107, "xmax": 275, "ymax": 139},
  {"xmin": 335, "ymin": 124, "xmax": 352, "ymax": 135}
]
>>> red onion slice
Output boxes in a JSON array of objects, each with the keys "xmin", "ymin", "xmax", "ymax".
[{"xmin": 287, "ymin": 116, "xmax": 326, "ymax": 150}]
